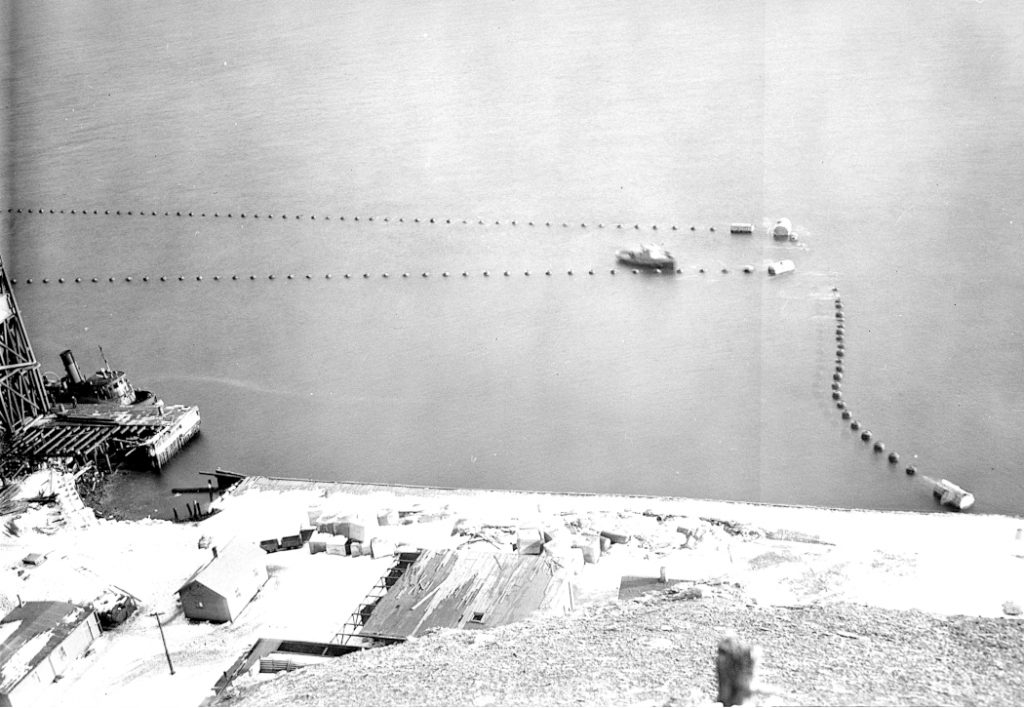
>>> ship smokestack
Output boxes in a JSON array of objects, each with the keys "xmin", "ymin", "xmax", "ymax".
[{"xmin": 60, "ymin": 349, "xmax": 84, "ymax": 384}]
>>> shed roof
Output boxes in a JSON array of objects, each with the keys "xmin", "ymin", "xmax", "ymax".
[
  {"xmin": 177, "ymin": 542, "xmax": 267, "ymax": 598},
  {"xmin": 360, "ymin": 549, "xmax": 569, "ymax": 639},
  {"xmin": 0, "ymin": 601, "xmax": 94, "ymax": 694}
]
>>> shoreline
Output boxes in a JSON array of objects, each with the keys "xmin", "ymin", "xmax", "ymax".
[{"xmin": 2, "ymin": 470, "xmax": 1022, "ymax": 706}]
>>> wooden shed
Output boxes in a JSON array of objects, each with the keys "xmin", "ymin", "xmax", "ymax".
[
  {"xmin": 177, "ymin": 543, "xmax": 269, "ymax": 623},
  {"xmin": 360, "ymin": 549, "xmax": 572, "ymax": 641},
  {"xmin": 0, "ymin": 601, "xmax": 100, "ymax": 707}
]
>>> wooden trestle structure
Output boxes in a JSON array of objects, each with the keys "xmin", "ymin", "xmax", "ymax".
[{"xmin": 0, "ymin": 254, "xmax": 50, "ymax": 435}]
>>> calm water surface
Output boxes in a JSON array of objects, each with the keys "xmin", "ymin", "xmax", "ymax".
[{"xmin": 2, "ymin": 1, "xmax": 1023, "ymax": 517}]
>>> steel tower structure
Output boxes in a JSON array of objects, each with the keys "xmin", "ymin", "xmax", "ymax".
[{"xmin": 0, "ymin": 253, "xmax": 50, "ymax": 434}]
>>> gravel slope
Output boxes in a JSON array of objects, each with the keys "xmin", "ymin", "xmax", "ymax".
[{"xmin": 222, "ymin": 588, "xmax": 1024, "ymax": 707}]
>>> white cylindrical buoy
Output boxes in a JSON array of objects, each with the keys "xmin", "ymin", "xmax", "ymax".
[
  {"xmin": 772, "ymin": 218, "xmax": 792, "ymax": 238},
  {"xmin": 767, "ymin": 260, "xmax": 795, "ymax": 276},
  {"xmin": 934, "ymin": 479, "xmax": 975, "ymax": 511}
]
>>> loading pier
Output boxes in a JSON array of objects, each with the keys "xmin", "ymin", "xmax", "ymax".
[{"xmin": 0, "ymin": 254, "xmax": 199, "ymax": 475}]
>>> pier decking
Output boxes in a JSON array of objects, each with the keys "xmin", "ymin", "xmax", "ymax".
[{"xmin": 10, "ymin": 404, "xmax": 200, "ymax": 470}]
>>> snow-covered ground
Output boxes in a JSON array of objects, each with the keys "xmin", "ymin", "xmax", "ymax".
[{"xmin": 2, "ymin": 471, "xmax": 1022, "ymax": 706}]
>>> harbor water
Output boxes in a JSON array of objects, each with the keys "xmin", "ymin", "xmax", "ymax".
[{"xmin": 2, "ymin": 1, "xmax": 1023, "ymax": 517}]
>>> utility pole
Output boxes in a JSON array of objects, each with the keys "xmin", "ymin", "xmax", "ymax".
[{"xmin": 152, "ymin": 611, "xmax": 175, "ymax": 675}]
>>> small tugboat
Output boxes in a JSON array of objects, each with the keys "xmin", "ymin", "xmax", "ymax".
[
  {"xmin": 12, "ymin": 347, "xmax": 202, "ymax": 470},
  {"xmin": 44, "ymin": 349, "xmax": 159, "ymax": 408},
  {"xmin": 616, "ymin": 244, "xmax": 676, "ymax": 269}
]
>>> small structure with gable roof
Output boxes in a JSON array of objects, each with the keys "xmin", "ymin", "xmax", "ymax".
[
  {"xmin": 176, "ymin": 542, "xmax": 269, "ymax": 623},
  {"xmin": 0, "ymin": 601, "xmax": 100, "ymax": 706}
]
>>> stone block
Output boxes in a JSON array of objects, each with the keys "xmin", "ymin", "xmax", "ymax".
[
  {"xmin": 517, "ymin": 527, "xmax": 544, "ymax": 555},
  {"xmin": 600, "ymin": 529, "xmax": 631, "ymax": 545},
  {"xmin": 370, "ymin": 537, "xmax": 396, "ymax": 559},
  {"xmin": 377, "ymin": 509, "xmax": 399, "ymax": 526},
  {"xmin": 347, "ymin": 540, "xmax": 363, "ymax": 557},
  {"xmin": 572, "ymin": 534, "xmax": 602, "ymax": 564},
  {"xmin": 337, "ymin": 518, "xmax": 367, "ymax": 542}
]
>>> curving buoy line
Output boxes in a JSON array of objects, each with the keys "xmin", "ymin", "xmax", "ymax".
[{"xmin": 827, "ymin": 288, "xmax": 923, "ymax": 488}]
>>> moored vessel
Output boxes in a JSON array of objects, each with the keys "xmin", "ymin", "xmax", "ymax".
[{"xmin": 615, "ymin": 244, "xmax": 676, "ymax": 269}]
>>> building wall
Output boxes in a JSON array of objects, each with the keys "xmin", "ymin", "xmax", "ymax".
[
  {"xmin": 179, "ymin": 583, "xmax": 232, "ymax": 623},
  {"xmin": 4, "ymin": 612, "xmax": 99, "ymax": 707}
]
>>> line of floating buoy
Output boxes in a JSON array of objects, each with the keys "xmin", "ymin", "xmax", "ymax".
[
  {"xmin": 10, "ymin": 265, "xmax": 791, "ymax": 285},
  {"xmin": 4, "ymin": 207, "xmax": 806, "ymax": 239},
  {"xmin": 827, "ymin": 287, "xmax": 973, "ymax": 510}
]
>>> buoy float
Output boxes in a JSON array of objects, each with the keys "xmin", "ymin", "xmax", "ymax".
[
  {"xmin": 42, "ymin": 278, "xmax": 49, "ymax": 284},
  {"xmin": 632, "ymin": 269, "xmax": 639, "ymax": 274},
  {"xmin": 841, "ymin": 410, "xmax": 852, "ymax": 420},
  {"xmin": 905, "ymin": 465, "xmax": 917, "ymax": 476},
  {"xmin": 382, "ymin": 273, "xmax": 389, "ymax": 278},
  {"xmin": 861, "ymin": 430, "xmax": 872, "ymax": 441},
  {"xmin": 833, "ymin": 372, "xmax": 843, "ymax": 381},
  {"xmin": 109, "ymin": 277, "xmax": 115, "ymax": 282},
  {"xmin": 835, "ymin": 364, "xmax": 844, "ymax": 373},
  {"xmin": 851, "ymin": 421, "xmax": 861, "ymax": 430},
  {"xmin": 160, "ymin": 276, "xmax": 166, "ymax": 282},
  {"xmin": 345, "ymin": 274, "xmax": 351, "ymax": 279},
  {"xmin": 125, "ymin": 277, "xmax": 132, "ymax": 282},
  {"xmin": 772, "ymin": 218, "xmax": 792, "ymax": 238},
  {"xmin": 443, "ymin": 272, "xmax": 450, "ymax": 277},
  {"xmin": 832, "ymin": 391, "xmax": 841, "ymax": 400},
  {"xmin": 836, "ymin": 401, "xmax": 846, "ymax": 409},
  {"xmin": 483, "ymin": 271, "xmax": 489, "ymax": 277},
  {"xmin": 610, "ymin": 269, "xmax": 615, "ymax": 275},
  {"xmin": 873, "ymin": 441, "xmax": 885, "ymax": 452},
  {"xmin": 888, "ymin": 452, "xmax": 900, "ymax": 464},
  {"xmin": 197, "ymin": 275, "xmax": 203, "ymax": 281},
  {"xmin": 74, "ymin": 277, "xmax": 81, "ymax": 283},
  {"xmin": 831, "ymin": 382, "xmax": 841, "ymax": 390},
  {"xmin": 268, "ymin": 274, "xmax": 274, "ymax": 280},
  {"xmin": 249, "ymin": 275, "xmax": 256, "ymax": 280}
]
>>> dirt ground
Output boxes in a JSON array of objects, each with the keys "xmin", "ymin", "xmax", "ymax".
[{"xmin": 2, "ymin": 471, "xmax": 1022, "ymax": 706}]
